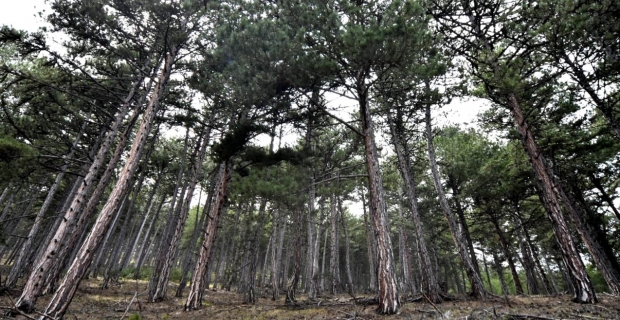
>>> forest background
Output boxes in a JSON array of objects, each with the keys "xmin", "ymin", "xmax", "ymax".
[{"xmin": 0, "ymin": 0, "xmax": 619, "ymax": 319}]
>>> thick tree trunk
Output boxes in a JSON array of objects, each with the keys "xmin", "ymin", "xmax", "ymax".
[
  {"xmin": 388, "ymin": 114, "xmax": 441, "ymax": 302},
  {"xmin": 40, "ymin": 45, "xmax": 179, "ymax": 320},
  {"xmin": 358, "ymin": 83, "xmax": 399, "ymax": 314},
  {"xmin": 560, "ymin": 185, "xmax": 620, "ymax": 295},
  {"xmin": 508, "ymin": 94, "xmax": 597, "ymax": 303},
  {"xmin": 13, "ymin": 71, "xmax": 144, "ymax": 314},
  {"xmin": 425, "ymin": 105, "xmax": 486, "ymax": 300},
  {"xmin": 184, "ymin": 162, "xmax": 231, "ymax": 310}
]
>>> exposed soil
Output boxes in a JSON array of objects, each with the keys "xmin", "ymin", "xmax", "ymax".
[{"xmin": 2, "ymin": 277, "xmax": 620, "ymax": 319}]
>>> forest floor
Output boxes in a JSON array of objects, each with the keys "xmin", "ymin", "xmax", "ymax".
[{"xmin": 1, "ymin": 276, "xmax": 620, "ymax": 320}]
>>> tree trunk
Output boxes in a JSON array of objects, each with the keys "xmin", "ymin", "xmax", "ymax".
[
  {"xmin": 152, "ymin": 121, "xmax": 212, "ymax": 301},
  {"xmin": 339, "ymin": 197, "xmax": 354, "ymax": 295},
  {"xmin": 360, "ymin": 190, "xmax": 377, "ymax": 292},
  {"xmin": 271, "ymin": 208, "xmax": 283, "ymax": 300},
  {"xmin": 285, "ymin": 207, "xmax": 303, "ymax": 305},
  {"xmin": 425, "ymin": 104, "xmax": 486, "ymax": 300},
  {"xmin": 329, "ymin": 194, "xmax": 341, "ymax": 294},
  {"xmin": 5, "ymin": 122, "xmax": 84, "ymax": 288},
  {"xmin": 520, "ymin": 241, "xmax": 540, "ymax": 295},
  {"xmin": 508, "ymin": 93, "xmax": 597, "ymax": 303},
  {"xmin": 135, "ymin": 194, "xmax": 166, "ymax": 279},
  {"xmin": 184, "ymin": 162, "xmax": 231, "ymax": 310},
  {"xmin": 40, "ymin": 45, "xmax": 179, "ymax": 320},
  {"xmin": 560, "ymin": 184, "xmax": 620, "ymax": 295},
  {"xmin": 13, "ymin": 72, "xmax": 144, "ymax": 314},
  {"xmin": 359, "ymin": 82, "xmax": 399, "ymax": 314},
  {"xmin": 388, "ymin": 113, "xmax": 441, "ymax": 302},
  {"xmin": 490, "ymin": 218, "xmax": 524, "ymax": 295}
]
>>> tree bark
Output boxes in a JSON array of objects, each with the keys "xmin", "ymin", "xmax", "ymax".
[
  {"xmin": 285, "ymin": 207, "xmax": 303, "ymax": 305},
  {"xmin": 388, "ymin": 112, "xmax": 441, "ymax": 302},
  {"xmin": 425, "ymin": 104, "xmax": 486, "ymax": 300},
  {"xmin": 5, "ymin": 121, "xmax": 84, "ymax": 288},
  {"xmin": 339, "ymin": 197, "xmax": 354, "ymax": 295},
  {"xmin": 329, "ymin": 194, "xmax": 341, "ymax": 294},
  {"xmin": 40, "ymin": 44, "xmax": 179, "ymax": 320},
  {"xmin": 184, "ymin": 162, "xmax": 231, "ymax": 310},
  {"xmin": 358, "ymin": 80, "xmax": 399, "ymax": 314},
  {"xmin": 508, "ymin": 93, "xmax": 597, "ymax": 303},
  {"xmin": 13, "ymin": 69, "xmax": 144, "ymax": 314},
  {"xmin": 152, "ymin": 121, "xmax": 212, "ymax": 301}
]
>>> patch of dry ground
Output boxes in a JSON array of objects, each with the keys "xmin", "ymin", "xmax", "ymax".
[{"xmin": 1, "ymin": 277, "xmax": 619, "ymax": 319}]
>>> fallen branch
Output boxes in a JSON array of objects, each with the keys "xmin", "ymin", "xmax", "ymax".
[
  {"xmin": 422, "ymin": 293, "xmax": 444, "ymax": 318},
  {"xmin": 120, "ymin": 291, "xmax": 138, "ymax": 320}
]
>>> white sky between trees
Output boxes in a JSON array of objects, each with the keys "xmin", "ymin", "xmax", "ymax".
[{"xmin": 1, "ymin": 0, "xmax": 491, "ymax": 218}]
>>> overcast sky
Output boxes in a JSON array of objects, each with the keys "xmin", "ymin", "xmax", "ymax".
[{"xmin": 1, "ymin": 0, "xmax": 491, "ymax": 216}]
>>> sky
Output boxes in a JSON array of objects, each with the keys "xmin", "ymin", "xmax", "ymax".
[
  {"xmin": 1, "ymin": 1, "xmax": 491, "ymax": 217},
  {"xmin": 0, "ymin": 0, "xmax": 49, "ymax": 32}
]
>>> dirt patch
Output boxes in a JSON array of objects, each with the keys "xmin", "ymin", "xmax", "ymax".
[{"xmin": 1, "ymin": 278, "xmax": 619, "ymax": 319}]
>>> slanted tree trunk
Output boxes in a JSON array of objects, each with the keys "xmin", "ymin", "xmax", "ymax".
[
  {"xmin": 489, "ymin": 218, "xmax": 524, "ymax": 295},
  {"xmin": 560, "ymin": 185, "xmax": 620, "ymax": 295},
  {"xmin": 41, "ymin": 45, "xmax": 180, "ymax": 320},
  {"xmin": 520, "ymin": 241, "xmax": 541, "ymax": 295},
  {"xmin": 358, "ymin": 81, "xmax": 399, "ymax": 314},
  {"xmin": 425, "ymin": 105, "xmax": 486, "ymax": 300},
  {"xmin": 152, "ymin": 121, "xmax": 212, "ymax": 301},
  {"xmin": 508, "ymin": 94, "xmax": 597, "ymax": 303},
  {"xmin": 388, "ymin": 112, "xmax": 441, "ymax": 302},
  {"xmin": 134, "ymin": 194, "xmax": 166, "ymax": 279},
  {"xmin": 513, "ymin": 206, "xmax": 554, "ymax": 294},
  {"xmin": 13, "ymin": 69, "xmax": 145, "ymax": 314},
  {"xmin": 184, "ymin": 162, "xmax": 231, "ymax": 310},
  {"xmin": 5, "ymin": 122, "xmax": 85, "ymax": 288}
]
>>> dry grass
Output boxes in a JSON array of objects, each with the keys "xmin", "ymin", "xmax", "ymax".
[{"xmin": 1, "ymin": 276, "xmax": 619, "ymax": 319}]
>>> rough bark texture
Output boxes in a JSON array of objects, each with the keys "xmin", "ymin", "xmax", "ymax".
[
  {"xmin": 14, "ymin": 73, "xmax": 142, "ymax": 313},
  {"xmin": 5, "ymin": 122, "xmax": 83, "ymax": 288},
  {"xmin": 40, "ymin": 45, "xmax": 179, "ymax": 320},
  {"xmin": 388, "ymin": 114, "xmax": 441, "ymax": 302},
  {"xmin": 508, "ymin": 94, "xmax": 597, "ymax": 303},
  {"xmin": 425, "ymin": 105, "xmax": 487, "ymax": 300},
  {"xmin": 184, "ymin": 162, "xmax": 231, "ymax": 310},
  {"xmin": 359, "ymin": 81, "xmax": 399, "ymax": 314}
]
